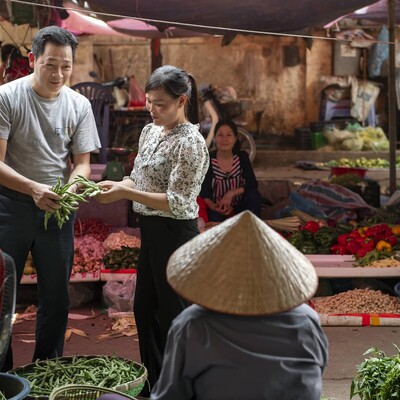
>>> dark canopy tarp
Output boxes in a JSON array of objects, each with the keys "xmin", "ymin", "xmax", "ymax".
[{"xmin": 73, "ymin": 0, "xmax": 375, "ymax": 35}]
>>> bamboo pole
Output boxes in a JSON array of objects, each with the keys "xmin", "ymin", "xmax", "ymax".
[{"xmin": 388, "ymin": 0, "xmax": 397, "ymax": 195}]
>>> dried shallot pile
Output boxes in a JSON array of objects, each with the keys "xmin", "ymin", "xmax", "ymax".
[
  {"xmin": 103, "ymin": 231, "xmax": 141, "ymax": 251},
  {"xmin": 313, "ymin": 288, "xmax": 400, "ymax": 314}
]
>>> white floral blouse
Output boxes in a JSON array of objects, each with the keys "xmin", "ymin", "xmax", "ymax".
[{"xmin": 129, "ymin": 122, "xmax": 209, "ymax": 219}]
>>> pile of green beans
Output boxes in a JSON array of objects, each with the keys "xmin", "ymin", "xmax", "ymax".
[
  {"xmin": 44, "ymin": 175, "xmax": 103, "ymax": 230},
  {"xmin": 12, "ymin": 355, "xmax": 146, "ymax": 397},
  {"xmin": 0, "ymin": 391, "xmax": 6, "ymax": 400}
]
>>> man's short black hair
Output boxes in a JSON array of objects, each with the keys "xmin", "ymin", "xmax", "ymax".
[{"xmin": 32, "ymin": 26, "xmax": 78, "ymax": 59}]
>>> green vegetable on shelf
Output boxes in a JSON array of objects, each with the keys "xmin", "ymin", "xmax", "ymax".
[
  {"xmin": 103, "ymin": 246, "xmax": 140, "ymax": 270},
  {"xmin": 299, "ymin": 240, "xmax": 317, "ymax": 254},
  {"xmin": 355, "ymin": 249, "xmax": 392, "ymax": 267},
  {"xmin": 314, "ymin": 226, "xmax": 337, "ymax": 247},
  {"xmin": 325, "ymin": 157, "xmax": 394, "ymax": 169},
  {"xmin": 287, "ymin": 232, "xmax": 305, "ymax": 249}
]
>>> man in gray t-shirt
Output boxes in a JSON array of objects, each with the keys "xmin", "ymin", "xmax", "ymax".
[{"xmin": 0, "ymin": 26, "xmax": 100, "ymax": 371}]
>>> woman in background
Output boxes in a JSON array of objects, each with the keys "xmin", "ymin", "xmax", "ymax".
[{"xmin": 200, "ymin": 119, "xmax": 261, "ymax": 222}]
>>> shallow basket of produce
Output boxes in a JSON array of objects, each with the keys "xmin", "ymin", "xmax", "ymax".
[
  {"xmin": 9, "ymin": 355, "xmax": 147, "ymax": 400},
  {"xmin": 311, "ymin": 288, "xmax": 400, "ymax": 326},
  {"xmin": 49, "ymin": 384, "xmax": 137, "ymax": 400}
]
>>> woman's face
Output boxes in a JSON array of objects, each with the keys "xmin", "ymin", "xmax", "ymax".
[
  {"xmin": 215, "ymin": 124, "xmax": 237, "ymax": 152},
  {"xmin": 145, "ymin": 87, "xmax": 185, "ymax": 129}
]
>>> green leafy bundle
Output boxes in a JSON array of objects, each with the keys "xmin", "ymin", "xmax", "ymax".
[{"xmin": 350, "ymin": 346, "xmax": 400, "ymax": 400}]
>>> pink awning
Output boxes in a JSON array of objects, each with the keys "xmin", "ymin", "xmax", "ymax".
[{"xmin": 61, "ymin": 9, "xmax": 128, "ymax": 36}]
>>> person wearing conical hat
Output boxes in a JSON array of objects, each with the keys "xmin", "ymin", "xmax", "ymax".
[{"xmin": 150, "ymin": 211, "xmax": 328, "ymax": 400}]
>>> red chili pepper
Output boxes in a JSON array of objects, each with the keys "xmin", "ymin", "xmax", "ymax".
[
  {"xmin": 300, "ymin": 220, "xmax": 320, "ymax": 234},
  {"xmin": 385, "ymin": 235, "xmax": 398, "ymax": 246},
  {"xmin": 349, "ymin": 231, "xmax": 361, "ymax": 239},
  {"xmin": 330, "ymin": 244, "xmax": 350, "ymax": 255},
  {"xmin": 346, "ymin": 240, "xmax": 361, "ymax": 255},
  {"xmin": 356, "ymin": 236, "xmax": 375, "ymax": 248},
  {"xmin": 337, "ymin": 234, "xmax": 351, "ymax": 245},
  {"xmin": 356, "ymin": 247, "xmax": 371, "ymax": 258}
]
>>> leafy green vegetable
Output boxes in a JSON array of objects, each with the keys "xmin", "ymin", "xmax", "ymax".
[
  {"xmin": 350, "ymin": 346, "xmax": 400, "ymax": 400},
  {"xmin": 380, "ymin": 364, "xmax": 400, "ymax": 400}
]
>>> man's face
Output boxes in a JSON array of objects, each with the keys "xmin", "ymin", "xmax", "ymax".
[{"xmin": 29, "ymin": 42, "xmax": 73, "ymax": 99}]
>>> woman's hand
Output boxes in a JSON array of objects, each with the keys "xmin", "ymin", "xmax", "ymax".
[
  {"xmin": 216, "ymin": 204, "xmax": 234, "ymax": 216},
  {"xmin": 95, "ymin": 180, "xmax": 126, "ymax": 204},
  {"xmin": 204, "ymin": 198, "xmax": 218, "ymax": 212},
  {"xmin": 216, "ymin": 191, "xmax": 234, "ymax": 211}
]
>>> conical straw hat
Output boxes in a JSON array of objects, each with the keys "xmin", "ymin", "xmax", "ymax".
[{"xmin": 167, "ymin": 211, "xmax": 318, "ymax": 315}]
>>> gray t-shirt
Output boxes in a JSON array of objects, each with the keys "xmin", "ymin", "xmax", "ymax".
[{"xmin": 0, "ymin": 76, "xmax": 101, "ymax": 186}]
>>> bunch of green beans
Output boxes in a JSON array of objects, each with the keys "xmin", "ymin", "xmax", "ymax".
[
  {"xmin": 0, "ymin": 391, "xmax": 6, "ymax": 400},
  {"xmin": 12, "ymin": 355, "xmax": 146, "ymax": 396},
  {"xmin": 44, "ymin": 175, "xmax": 103, "ymax": 230}
]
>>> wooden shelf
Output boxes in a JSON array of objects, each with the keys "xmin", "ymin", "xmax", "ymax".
[
  {"xmin": 306, "ymin": 255, "xmax": 400, "ymax": 278},
  {"xmin": 20, "ymin": 271, "xmax": 101, "ymax": 285},
  {"xmin": 100, "ymin": 269, "xmax": 137, "ymax": 281}
]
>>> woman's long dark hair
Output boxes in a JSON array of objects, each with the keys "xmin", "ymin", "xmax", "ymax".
[
  {"xmin": 145, "ymin": 65, "xmax": 199, "ymax": 124},
  {"xmin": 215, "ymin": 119, "xmax": 241, "ymax": 154}
]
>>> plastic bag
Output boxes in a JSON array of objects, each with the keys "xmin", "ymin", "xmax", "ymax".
[
  {"xmin": 68, "ymin": 283, "xmax": 94, "ymax": 308},
  {"xmin": 102, "ymin": 278, "xmax": 136, "ymax": 314},
  {"xmin": 368, "ymin": 26, "xmax": 388, "ymax": 78},
  {"xmin": 359, "ymin": 126, "xmax": 389, "ymax": 151},
  {"xmin": 128, "ymin": 75, "xmax": 146, "ymax": 107},
  {"xmin": 351, "ymin": 79, "xmax": 380, "ymax": 123}
]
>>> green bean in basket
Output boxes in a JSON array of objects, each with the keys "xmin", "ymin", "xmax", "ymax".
[
  {"xmin": 12, "ymin": 356, "xmax": 146, "ymax": 397},
  {"xmin": 44, "ymin": 175, "xmax": 103, "ymax": 230}
]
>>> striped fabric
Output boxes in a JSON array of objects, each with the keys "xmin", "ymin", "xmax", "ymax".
[
  {"xmin": 297, "ymin": 180, "xmax": 376, "ymax": 221},
  {"xmin": 298, "ymin": 181, "xmax": 375, "ymax": 211},
  {"xmin": 211, "ymin": 155, "xmax": 244, "ymax": 206}
]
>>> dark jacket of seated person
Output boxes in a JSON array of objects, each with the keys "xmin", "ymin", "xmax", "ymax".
[{"xmin": 151, "ymin": 211, "xmax": 329, "ymax": 400}]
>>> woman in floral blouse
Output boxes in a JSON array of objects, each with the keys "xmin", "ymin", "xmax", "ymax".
[{"xmin": 96, "ymin": 65, "xmax": 209, "ymax": 394}]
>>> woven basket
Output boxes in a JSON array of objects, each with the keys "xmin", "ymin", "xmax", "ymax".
[
  {"xmin": 49, "ymin": 384, "xmax": 137, "ymax": 400},
  {"xmin": 10, "ymin": 355, "xmax": 147, "ymax": 400}
]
